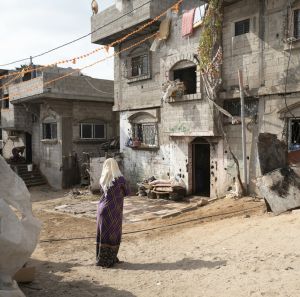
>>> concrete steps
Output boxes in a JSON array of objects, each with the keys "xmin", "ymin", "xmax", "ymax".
[{"xmin": 11, "ymin": 164, "xmax": 47, "ymax": 187}]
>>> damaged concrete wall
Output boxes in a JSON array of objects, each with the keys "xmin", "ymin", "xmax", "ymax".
[
  {"xmin": 117, "ymin": 1, "xmax": 224, "ymax": 197},
  {"xmin": 95, "ymin": 0, "xmax": 300, "ymax": 197}
]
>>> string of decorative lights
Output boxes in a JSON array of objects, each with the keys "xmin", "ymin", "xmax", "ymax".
[
  {"xmin": 0, "ymin": 0, "xmax": 153, "ymax": 67},
  {"xmin": 0, "ymin": 0, "xmax": 183, "ymax": 82},
  {"xmin": 1, "ymin": 32, "xmax": 158, "ymax": 102}
]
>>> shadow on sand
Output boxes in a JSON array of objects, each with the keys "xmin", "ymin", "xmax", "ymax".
[
  {"xmin": 115, "ymin": 257, "xmax": 227, "ymax": 271},
  {"xmin": 19, "ymin": 258, "xmax": 136, "ymax": 297}
]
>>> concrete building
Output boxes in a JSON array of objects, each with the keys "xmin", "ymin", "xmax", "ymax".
[
  {"xmin": 91, "ymin": 0, "xmax": 300, "ymax": 198},
  {"xmin": 0, "ymin": 66, "xmax": 116, "ymax": 189}
]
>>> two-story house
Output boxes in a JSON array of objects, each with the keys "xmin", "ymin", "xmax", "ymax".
[
  {"xmin": 0, "ymin": 66, "xmax": 116, "ymax": 189},
  {"xmin": 91, "ymin": 0, "xmax": 300, "ymax": 198}
]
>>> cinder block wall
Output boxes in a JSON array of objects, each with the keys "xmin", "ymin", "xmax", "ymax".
[
  {"xmin": 222, "ymin": 0, "xmax": 300, "ymax": 193},
  {"xmin": 37, "ymin": 99, "xmax": 116, "ymax": 189}
]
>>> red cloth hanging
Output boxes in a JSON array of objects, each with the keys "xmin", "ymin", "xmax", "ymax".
[{"xmin": 182, "ymin": 8, "xmax": 196, "ymax": 37}]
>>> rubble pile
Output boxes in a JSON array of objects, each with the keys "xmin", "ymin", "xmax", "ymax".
[{"xmin": 137, "ymin": 176, "xmax": 187, "ymax": 201}]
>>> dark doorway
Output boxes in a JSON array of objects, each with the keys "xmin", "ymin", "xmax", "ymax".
[
  {"xmin": 25, "ymin": 133, "xmax": 32, "ymax": 163},
  {"xmin": 192, "ymin": 138, "xmax": 210, "ymax": 197}
]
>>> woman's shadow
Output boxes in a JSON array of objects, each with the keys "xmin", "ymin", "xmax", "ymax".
[{"xmin": 115, "ymin": 258, "xmax": 227, "ymax": 271}]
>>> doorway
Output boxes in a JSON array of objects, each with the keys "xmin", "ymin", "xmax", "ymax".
[
  {"xmin": 25, "ymin": 132, "xmax": 32, "ymax": 163},
  {"xmin": 192, "ymin": 138, "xmax": 210, "ymax": 197}
]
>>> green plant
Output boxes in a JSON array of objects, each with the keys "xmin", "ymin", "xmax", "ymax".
[{"xmin": 198, "ymin": 0, "xmax": 223, "ymax": 75}]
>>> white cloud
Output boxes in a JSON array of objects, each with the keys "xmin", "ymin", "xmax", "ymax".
[{"xmin": 0, "ymin": 0, "xmax": 115, "ymax": 79}]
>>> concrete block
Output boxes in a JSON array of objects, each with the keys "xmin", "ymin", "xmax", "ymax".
[{"xmin": 256, "ymin": 167, "xmax": 300, "ymax": 215}]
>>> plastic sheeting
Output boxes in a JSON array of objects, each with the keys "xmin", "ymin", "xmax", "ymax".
[{"xmin": 0, "ymin": 156, "xmax": 41, "ymax": 296}]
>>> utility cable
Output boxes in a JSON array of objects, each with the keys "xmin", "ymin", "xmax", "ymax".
[
  {"xmin": 1, "ymin": 33, "xmax": 157, "ymax": 102},
  {"xmin": 0, "ymin": 0, "xmax": 182, "ymax": 82},
  {"xmin": 83, "ymin": 77, "xmax": 113, "ymax": 95},
  {"xmin": 39, "ymin": 205, "xmax": 262, "ymax": 244},
  {"xmin": 0, "ymin": 0, "xmax": 152, "ymax": 67}
]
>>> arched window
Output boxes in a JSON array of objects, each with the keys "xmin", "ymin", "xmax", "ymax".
[{"xmin": 128, "ymin": 112, "xmax": 158, "ymax": 148}]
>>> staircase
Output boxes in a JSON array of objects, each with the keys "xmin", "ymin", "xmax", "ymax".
[{"xmin": 11, "ymin": 164, "xmax": 47, "ymax": 187}]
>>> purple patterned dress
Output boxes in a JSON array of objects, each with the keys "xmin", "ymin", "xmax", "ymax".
[{"xmin": 96, "ymin": 176, "xmax": 129, "ymax": 267}]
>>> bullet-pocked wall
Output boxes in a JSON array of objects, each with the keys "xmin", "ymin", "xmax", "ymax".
[
  {"xmin": 221, "ymin": 0, "xmax": 300, "ymax": 194},
  {"xmin": 116, "ymin": 1, "xmax": 225, "ymax": 197}
]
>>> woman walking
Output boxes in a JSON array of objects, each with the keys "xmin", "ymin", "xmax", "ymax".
[{"xmin": 96, "ymin": 158, "xmax": 129, "ymax": 267}]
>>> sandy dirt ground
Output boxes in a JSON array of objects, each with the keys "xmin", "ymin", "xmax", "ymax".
[{"xmin": 20, "ymin": 189, "xmax": 300, "ymax": 297}]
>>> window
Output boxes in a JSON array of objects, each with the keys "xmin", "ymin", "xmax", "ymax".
[
  {"xmin": 131, "ymin": 54, "xmax": 149, "ymax": 77},
  {"xmin": 294, "ymin": 9, "xmax": 300, "ymax": 39},
  {"xmin": 42, "ymin": 123, "xmax": 57, "ymax": 139},
  {"xmin": 223, "ymin": 98, "xmax": 259, "ymax": 117},
  {"xmin": 80, "ymin": 123, "xmax": 106, "ymax": 139},
  {"xmin": 2, "ymin": 98, "xmax": 9, "ymax": 109},
  {"xmin": 235, "ymin": 19, "xmax": 250, "ymax": 36},
  {"xmin": 173, "ymin": 66, "xmax": 197, "ymax": 95},
  {"xmin": 132, "ymin": 123, "xmax": 158, "ymax": 147},
  {"xmin": 289, "ymin": 118, "xmax": 300, "ymax": 151}
]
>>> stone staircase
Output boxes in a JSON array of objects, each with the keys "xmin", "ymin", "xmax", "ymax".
[{"xmin": 11, "ymin": 164, "xmax": 47, "ymax": 187}]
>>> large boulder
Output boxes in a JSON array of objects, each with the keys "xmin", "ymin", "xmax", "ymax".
[
  {"xmin": 256, "ymin": 167, "xmax": 300, "ymax": 215},
  {"xmin": 0, "ymin": 156, "xmax": 41, "ymax": 296}
]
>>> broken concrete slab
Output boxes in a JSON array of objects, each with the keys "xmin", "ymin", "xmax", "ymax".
[
  {"xmin": 291, "ymin": 209, "xmax": 300, "ymax": 215},
  {"xmin": 257, "ymin": 133, "xmax": 287, "ymax": 175},
  {"xmin": 256, "ymin": 167, "xmax": 300, "ymax": 215}
]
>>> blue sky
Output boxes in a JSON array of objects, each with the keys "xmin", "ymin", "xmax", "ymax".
[{"xmin": 0, "ymin": 0, "xmax": 115, "ymax": 79}]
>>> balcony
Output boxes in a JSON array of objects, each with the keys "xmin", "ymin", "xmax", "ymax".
[
  {"xmin": 91, "ymin": 0, "xmax": 176, "ymax": 45},
  {"xmin": 8, "ymin": 76, "xmax": 44, "ymax": 102},
  {"xmin": 8, "ymin": 73, "xmax": 113, "ymax": 103}
]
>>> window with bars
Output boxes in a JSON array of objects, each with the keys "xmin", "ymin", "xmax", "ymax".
[
  {"xmin": 223, "ymin": 98, "xmax": 259, "ymax": 117},
  {"xmin": 235, "ymin": 19, "xmax": 250, "ymax": 36},
  {"xmin": 80, "ymin": 123, "xmax": 106, "ymax": 140},
  {"xmin": 132, "ymin": 123, "xmax": 158, "ymax": 146},
  {"xmin": 289, "ymin": 118, "xmax": 300, "ymax": 151},
  {"xmin": 42, "ymin": 122, "xmax": 57, "ymax": 140},
  {"xmin": 294, "ymin": 9, "xmax": 300, "ymax": 39},
  {"xmin": 131, "ymin": 54, "xmax": 149, "ymax": 77}
]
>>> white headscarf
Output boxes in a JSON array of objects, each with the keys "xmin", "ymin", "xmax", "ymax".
[{"xmin": 99, "ymin": 158, "xmax": 123, "ymax": 194}]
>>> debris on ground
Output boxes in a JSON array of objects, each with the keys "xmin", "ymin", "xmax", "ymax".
[
  {"xmin": 256, "ymin": 166, "xmax": 300, "ymax": 215},
  {"xmin": 68, "ymin": 188, "xmax": 91, "ymax": 199},
  {"xmin": 137, "ymin": 175, "xmax": 187, "ymax": 201},
  {"xmin": 225, "ymin": 178, "xmax": 243, "ymax": 199}
]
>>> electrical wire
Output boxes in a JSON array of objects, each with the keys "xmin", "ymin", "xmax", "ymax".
[
  {"xmin": 0, "ymin": 0, "xmax": 152, "ymax": 67},
  {"xmin": 39, "ymin": 205, "xmax": 262, "ymax": 244},
  {"xmin": 0, "ymin": 0, "xmax": 183, "ymax": 82},
  {"xmin": 1, "ymin": 33, "xmax": 157, "ymax": 102},
  {"xmin": 83, "ymin": 77, "xmax": 113, "ymax": 95},
  {"xmin": 0, "ymin": 0, "xmax": 183, "ymax": 99}
]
